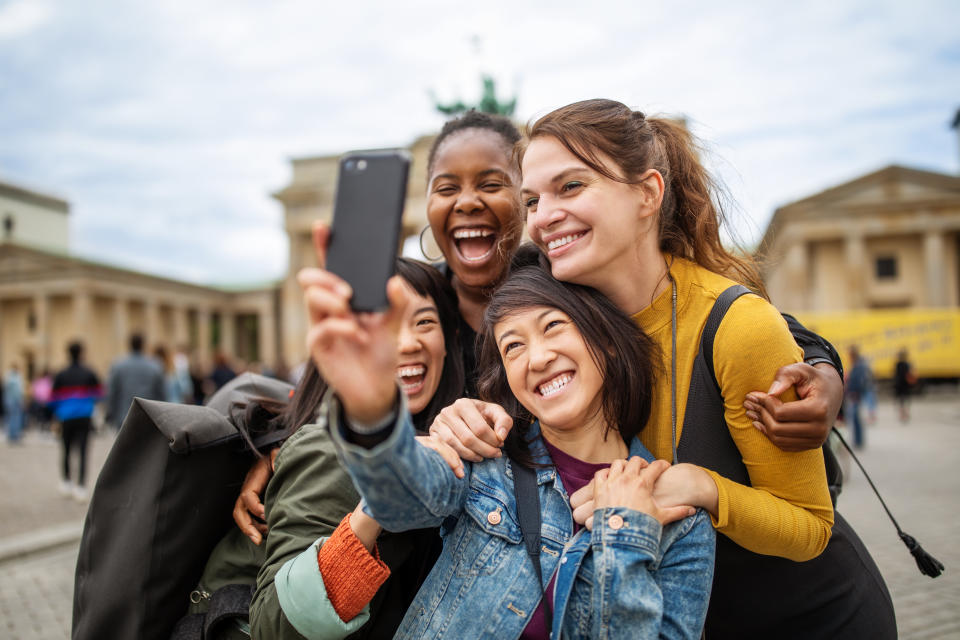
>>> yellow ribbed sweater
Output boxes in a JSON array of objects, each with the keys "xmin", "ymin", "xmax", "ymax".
[{"xmin": 633, "ymin": 257, "xmax": 833, "ymax": 561}]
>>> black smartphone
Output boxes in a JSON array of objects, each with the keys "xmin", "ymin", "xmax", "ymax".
[{"xmin": 326, "ymin": 150, "xmax": 411, "ymax": 311}]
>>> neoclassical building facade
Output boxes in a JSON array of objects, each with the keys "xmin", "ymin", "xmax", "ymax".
[
  {"xmin": 0, "ymin": 179, "xmax": 278, "ymax": 379},
  {"xmin": 1, "ymin": 131, "xmax": 439, "ymax": 379},
  {"xmin": 759, "ymin": 165, "xmax": 960, "ymax": 378},
  {"xmin": 760, "ymin": 165, "xmax": 960, "ymax": 312}
]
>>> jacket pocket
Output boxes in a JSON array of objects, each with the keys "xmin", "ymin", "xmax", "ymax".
[{"xmin": 453, "ymin": 489, "xmax": 523, "ymax": 577}]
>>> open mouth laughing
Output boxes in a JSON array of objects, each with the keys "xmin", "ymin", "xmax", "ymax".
[
  {"xmin": 452, "ymin": 227, "xmax": 497, "ymax": 263},
  {"xmin": 398, "ymin": 364, "xmax": 426, "ymax": 395}
]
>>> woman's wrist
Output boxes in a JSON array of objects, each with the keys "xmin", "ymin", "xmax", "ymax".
[
  {"xmin": 667, "ymin": 463, "xmax": 719, "ymax": 517},
  {"xmin": 342, "ymin": 386, "xmax": 400, "ymax": 430},
  {"xmin": 348, "ymin": 507, "xmax": 382, "ymax": 553},
  {"xmin": 692, "ymin": 465, "xmax": 720, "ymax": 517}
]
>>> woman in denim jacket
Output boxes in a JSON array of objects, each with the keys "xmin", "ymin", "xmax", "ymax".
[{"xmin": 302, "ymin": 255, "xmax": 716, "ymax": 640}]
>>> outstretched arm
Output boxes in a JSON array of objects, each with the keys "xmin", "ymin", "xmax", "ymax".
[{"xmin": 301, "ymin": 255, "xmax": 470, "ymax": 530}]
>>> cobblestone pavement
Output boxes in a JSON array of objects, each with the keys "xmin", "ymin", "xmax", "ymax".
[
  {"xmin": 0, "ymin": 428, "xmax": 114, "ymax": 541},
  {"xmin": 1, "ymin": 395, "xmax": 958, "ymax": 639}
]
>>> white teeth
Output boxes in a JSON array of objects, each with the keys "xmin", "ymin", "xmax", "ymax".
[
  {"xmin": 453, "ymin": 228, "xmax": 494, "ymax": 239},
  {"xmin": 538, "ymin": 373, "xmax": 572, "ymax": 397},
  {"xmin": 547, "ymin": 233, "xmax": 584, "ymax": 251},
  {"xmin": 397, "ymin": 365, "xmax": 425, "ymax": 378}
]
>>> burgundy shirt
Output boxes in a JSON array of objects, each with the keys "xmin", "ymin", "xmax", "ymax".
[{"xmin": 520, "ymin": 440, "xmax": 612, "ymax": 640}]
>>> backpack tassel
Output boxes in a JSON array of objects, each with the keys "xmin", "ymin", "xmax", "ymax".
[
  {"xmin": 833, "ymin": 427, "xmax": 944, "ymax": 578},
  {"xmin": 898, "ymin": 531, "xmax": 944, "ymax": 578}
]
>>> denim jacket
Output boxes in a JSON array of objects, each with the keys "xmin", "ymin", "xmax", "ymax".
[{"xmin": 327, "ymin": 394, "xmax": 715, "ymax": 640}]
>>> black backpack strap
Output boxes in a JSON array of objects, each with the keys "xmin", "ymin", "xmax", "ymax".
[
  {"xmin": 700, "ymin": 285, "xmax": 751, "ymax": 391},
  {"xmin": 512, "ymin": 461, "xmax": 551, "ymax": 634}
]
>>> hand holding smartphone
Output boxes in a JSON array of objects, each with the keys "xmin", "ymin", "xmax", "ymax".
[{"xmin": 325, "ymin": 150, "xmax": 411, "ymax": 311}]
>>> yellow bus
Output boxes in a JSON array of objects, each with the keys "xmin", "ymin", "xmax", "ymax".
[{"xmin": 792, "ymin": 308, "xmax": 960, "ymax": 379}]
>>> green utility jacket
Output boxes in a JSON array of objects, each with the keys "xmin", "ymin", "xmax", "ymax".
[
  {"xmin": 193, "ymin": 422, "xmax": 358, "ymax": 639},
  {"xmin": 251, "ymin": 422, "xmax": 362, "ymax": 639},
  {"xmin": 197, "ymin": 420, "xmax": 440, "ymax": 640}
]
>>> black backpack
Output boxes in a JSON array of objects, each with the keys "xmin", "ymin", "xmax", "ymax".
[
  {"xmin": 679, "ymin": 286, "xmax": 940, "ymax": 639},
  {"xmin": 72, "ymin": 373, "xmax": 293, "ymax": 640}
]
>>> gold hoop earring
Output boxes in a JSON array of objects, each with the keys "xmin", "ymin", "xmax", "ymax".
[{"xmin": 419, "ymin": 225, "xmax": 444, "ymax": 262}]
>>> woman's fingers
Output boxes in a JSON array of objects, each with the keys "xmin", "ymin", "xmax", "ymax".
[
  {"xmin": 478, "ymin": 402, "xmax": 514, "ymax": 443},
  {"xmin": 569, "ymin": 480, "xmax": 594, "ymax": 510},
  {"xmin": 639, "ymin": 459, "xmax": 672, "ymax": 485},
  {"xmin": 570, "ymin": 480, "xmax": 595, "ymax": 526},
  {"xmin": 232, "ymin": 495, "xmax": 268, "ymax": 545},
  {"xmin": 428, "ymin": 399, "xmax": 506, "ymax": 461},
  {"xmin": 416, "ymin": 435, "xmax": 465, "ymax": 479},
  {"xmin": 311, "ymin": 221, "xmax": 330, "ymax": 269},
  {"xmin": 624, "ymin": 455, "xmax": 648, "ymax": 476},
  {"xmin": 657, "ymin": 505, "xmax": 698, "ymax": 526}
]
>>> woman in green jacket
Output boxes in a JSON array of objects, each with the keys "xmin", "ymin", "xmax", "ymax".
[{"xmin": 186, "ymin": 258, "xmax": 464, "ymax": 640}]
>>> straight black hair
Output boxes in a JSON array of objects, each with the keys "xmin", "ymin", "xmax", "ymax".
[{"xmin": 476, "ymin": 245, "xmax": 659, "ymax": 467}]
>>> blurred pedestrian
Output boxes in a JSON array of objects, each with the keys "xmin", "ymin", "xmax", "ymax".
[
  {"xmin": 208, "ymin": 352, "xmax": 237, "ymax": 391},
  {"xmin": 29, "ymin": 368, "xmax": 54, "ymax": 433},
  {"xmin": 3, "ymin": 363, "xmax": 25, "ymax": 444},
  {"xmin": 893, "ymin": 348, "xmax": 916, "ymax": 423},
  {"xmin": 845, "ymin": 345, "xmax": 871, "ymax": 449},
  {"xmin": 154, "ymin": 345, "xmax": 193, "ymax": 403},
  {"xmin": 105, "ymin": 333, "xmax": 164, "ymax": 430},
  {"xmin": 51, "ymin": 342, "xmax": 102, "ymax": 501}
]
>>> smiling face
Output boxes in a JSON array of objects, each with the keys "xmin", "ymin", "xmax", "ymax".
[
  {"xmin": 396, "ymin": 286, "xmax": 446, "ymax": 415},
  {"xmin": 494, "ymin": 305, "xmax": 605, "ymax": 434},
  {"xmin": 426, "ymin": 128, "xmax": 522, "ymax": 291},
  {"xmin": 521, "ymin": 136, "xmax": 658, "ymax": 297}
]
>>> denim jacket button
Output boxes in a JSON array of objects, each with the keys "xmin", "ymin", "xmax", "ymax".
[
  {"xmin": 607, "ymin": 514, "xmax": 624, "ymax": 530},
  {"xmin": 487, "ymin": 510, "xmax": 502, "ymax": 525}
]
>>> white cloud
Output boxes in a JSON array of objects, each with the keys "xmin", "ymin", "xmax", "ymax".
[
  {"xmin": 0, "ymin": 0, "xmax": 52, "ymax": 40},
  {"xmin": 1, "ymin": 0, "xmax": 958, "ymax": 284}
]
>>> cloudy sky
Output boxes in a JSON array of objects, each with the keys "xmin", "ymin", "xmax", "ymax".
[{"xmin": 1, "ymin": 0, "xmax": 958, "ymax": 285}]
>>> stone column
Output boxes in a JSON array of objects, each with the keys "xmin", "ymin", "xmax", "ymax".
[
  {"xmin": 173, "ymin": 304, "xmax": 189, "ymax": 348},
  {"xmin": 144, "ymin": 297, "xmax": 159, "ymax": 350},
  {"xmin": 219, "ymin": 309, "xmax": 235, "ymax": 358},
  {"xmin": 843, "ymin": 232, "xmax": 866, "ymax": 310},
  {"xmin": 113, "ymin": 297, "xmax": 128, "ymax": 354},
  {"xmin": 196, "ymin": 307, "xmax": 212, "ymax": 368},
  {"xmin": 73, "ymin": 289, "xmax": 92, "ymax": 336},
  {"xmin": 33, "ymin": 293, "xmax": 50, "ymax": 371},
  {"xmin": 784, "ymin": 240, "xmax": 808, "ymax": 311},
  {"xmin": 258, "ymin": 303, "xmax": 277, "ymax": 368},
  {"xmin": 923, "ymin": 230, "xmax": 946, "ymax": 307}
]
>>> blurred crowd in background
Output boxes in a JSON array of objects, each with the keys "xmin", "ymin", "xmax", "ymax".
[{"xmin": 1, "ymin": 332, "xmax": 296, "ymax": 443}]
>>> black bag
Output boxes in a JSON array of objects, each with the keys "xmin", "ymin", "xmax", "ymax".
[
  {"xmin": 72, "ymin": 373, "xmax": 293, "ymax": 640},
  {"xmin": 679, "ymin": 286, "xmax": 897, "ymax": 639}
]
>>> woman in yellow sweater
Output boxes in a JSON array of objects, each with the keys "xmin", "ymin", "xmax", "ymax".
[{"xmin": 515, "ymin": 99, "xmax": 895, "ymax": 639}]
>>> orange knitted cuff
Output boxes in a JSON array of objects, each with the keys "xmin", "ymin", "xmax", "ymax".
[{"xmin": 316, "ymin": 513, "xmax": 391, "ymax": 622}]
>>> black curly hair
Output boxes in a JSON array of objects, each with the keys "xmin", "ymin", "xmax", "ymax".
[{"xmin": 427, "ymin": 110, "xmax": 521, "ymax": 176}]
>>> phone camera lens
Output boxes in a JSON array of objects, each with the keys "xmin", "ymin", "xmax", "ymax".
[{"xmin": 344, "ymin": 159, "xmax": 357, "ymax": 171}]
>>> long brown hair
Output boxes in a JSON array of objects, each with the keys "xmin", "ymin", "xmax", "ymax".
[
  {"xmin": 476, "ymin": 245, "xmax": 660, "ymax": 467},
  {"xmin": 520, "ymin": 98, "xmax": 766, "ymax": 297}
]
